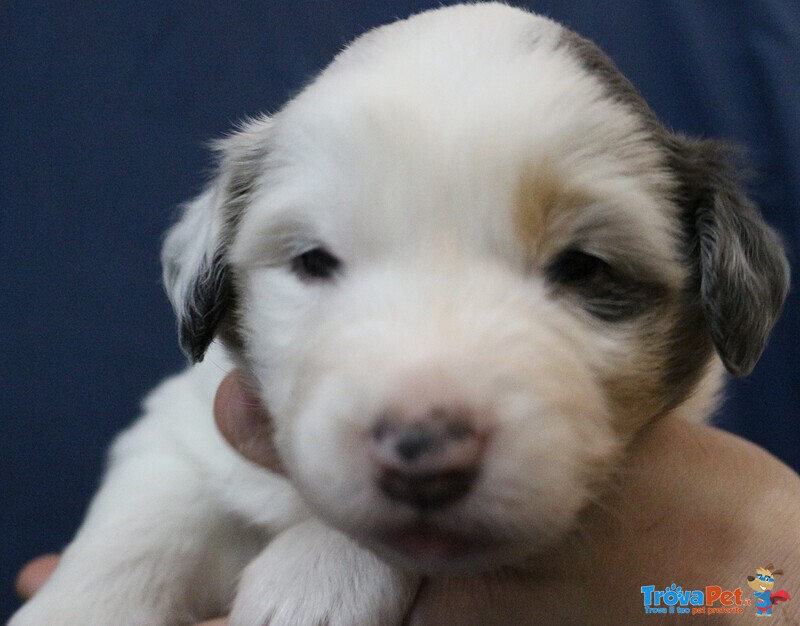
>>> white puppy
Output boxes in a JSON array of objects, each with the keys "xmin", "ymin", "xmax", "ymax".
[{"xmin": 10, "ymin": 3, "xmax": 789, "ymax": 625}]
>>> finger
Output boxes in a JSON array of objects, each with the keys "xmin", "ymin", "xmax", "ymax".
[
  {"xmin": 214, "ymin": 370, "xmax": 286, "ymax": 475},
  {"xmin": 16, "ymin": 554, "xmax": 60, "ymax": 600}
]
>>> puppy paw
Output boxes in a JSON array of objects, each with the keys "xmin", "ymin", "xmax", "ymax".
[{"xmin": 230, "ymin": 519, "xmax": 418, "ymax": 626}]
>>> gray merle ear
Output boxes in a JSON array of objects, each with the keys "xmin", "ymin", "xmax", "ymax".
[
  {"xmin": 667, "ymin": 137, "xmax": 790, "ymax": 376},
  {"xmin": 161, "ymin": 185, "xmax": 233, "ymax": 363},
  {"xmin": 161, "ymin": 115, "xmax": 273, "ymax": 363}
]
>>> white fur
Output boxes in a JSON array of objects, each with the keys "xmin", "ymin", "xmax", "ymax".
[{"xmin": 11, "ymin": 4, "xmax": 728, "ymax": 625}]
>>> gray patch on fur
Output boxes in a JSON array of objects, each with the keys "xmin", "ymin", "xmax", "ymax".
[
  {"xmin": 556, "ymin": 29, "xmax": 660, "ymax": 133},
  {"xmin": 178, "ymin": 248, "xmax": 233, "ymax": 362},
  {"xmin": 665, "ymin": 137, "xmax": 790, "ymax": 376}
]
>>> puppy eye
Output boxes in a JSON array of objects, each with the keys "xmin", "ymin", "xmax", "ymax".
[
  {"xmin": 290, "ymin": 246, "xmax": 341, "ymax": 281},
  {"xmin": 546, "ymin": 248, "xmax": 664, "ymax": 322},
  {"xmin": 546, "ymin": 249, "xmax": 610, "ymax": 285}
]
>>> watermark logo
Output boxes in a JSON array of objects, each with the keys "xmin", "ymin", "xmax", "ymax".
[
  {"xmin": 746, "ymin": 563, "xmax": 791, "ymax": 617},
  {"xmin": 640, "ymin": 583, "xmax": 748, "ymax": 616},
  {"xmin": 641, "ymin": 564, "xmax": 792, "ymax": 617}
]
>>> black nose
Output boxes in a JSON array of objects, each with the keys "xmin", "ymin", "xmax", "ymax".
[
  {"xmin": 371, "ymin": 413, "xmax": 482, "ymax": 509},
  {"xmin": 394, "ymin": 426, "xmax": 438, "ymax": 462}
]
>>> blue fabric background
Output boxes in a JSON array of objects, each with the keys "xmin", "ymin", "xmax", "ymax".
[{"xmin": 2, "ymin": 1, "xmax": 798, "ymax": 620}]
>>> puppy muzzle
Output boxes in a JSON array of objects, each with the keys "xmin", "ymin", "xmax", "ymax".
[{"xmin": 370, "ymin": 408, "xmax": 485, "ymax": 510}]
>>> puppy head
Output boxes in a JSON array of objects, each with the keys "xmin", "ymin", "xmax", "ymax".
[{"xmin": 162, "ymin": 3, "xmax": 789, "ymax": 570}]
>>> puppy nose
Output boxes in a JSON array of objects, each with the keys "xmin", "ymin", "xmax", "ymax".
[{"xmin": 371, "ymin": 411, "xmax": 482, "ymax": 509}]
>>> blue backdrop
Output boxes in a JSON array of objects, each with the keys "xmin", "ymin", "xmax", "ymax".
[{"xmin": 2, "ymin": 1, "xmax": 798, "ymax": 620}]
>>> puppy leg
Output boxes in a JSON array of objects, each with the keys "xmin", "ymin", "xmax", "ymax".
[
  {"xmin": 9, "ymin": 439, "xmax": 264, "ymax": 626},
  {"xmin": 231, "ymin": 518, "xmax": 419, "ymax": 626}
]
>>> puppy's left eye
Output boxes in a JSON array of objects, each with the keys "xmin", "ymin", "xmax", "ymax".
[
  {"xmin": 291, "ymin": 247, "xmax": 341, "ymax": 281},
  {"xmin": 546, "ymin": 248, "xmax": 662, "ymax": 321},
  {"xmin": 546, "ymin": 249, "xmax": 610, "ymax": 284}
]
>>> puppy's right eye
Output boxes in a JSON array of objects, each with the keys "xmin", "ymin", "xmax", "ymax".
[{"xmin": 290, "ymin": 247, "xmax": 341, "ymax": 281}]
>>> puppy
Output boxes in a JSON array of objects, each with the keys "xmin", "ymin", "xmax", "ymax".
[{"xmin": 10, "ymin": 3, "xmax": 789, "ymax": 625}]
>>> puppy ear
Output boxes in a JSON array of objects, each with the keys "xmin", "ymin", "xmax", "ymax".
[
  {"xmin": 162, "ymin": 184, "xmax": 232, "ymax": 363},
  {"xmin": 669, "ymin": 138, "xmax": 790, "ymax": 376},
  {"xmin": 162, "ymin": 115, "xmax": 273, "ymax": 362}
]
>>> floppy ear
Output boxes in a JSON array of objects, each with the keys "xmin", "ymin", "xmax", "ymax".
[
  {"xmin": 668, "ymin": 138, "xmax": 790, "ymax": 376},
  {"xmin": 161, "ymin": 115, "xmax": 273, "ymax": 362},
  {"xmin": 162, "ymin": 184, "xmax": 232, "ymax": 363}
]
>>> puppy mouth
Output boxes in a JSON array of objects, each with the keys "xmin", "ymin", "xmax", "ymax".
[{"xmin": 370, "ymin": 520, "xmax": 506, "ymax": 570}]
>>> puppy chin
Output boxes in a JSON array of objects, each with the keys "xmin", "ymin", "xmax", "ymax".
[
  {"xmin": 295, "ymin": 478, "xmax": 584, "ymax": 574},
  {"xmin": 364, "ymin": 524, "xmax": 531, "ymax": 574}
]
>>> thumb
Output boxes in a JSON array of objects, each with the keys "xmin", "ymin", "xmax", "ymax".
[
  {"xmin": 16, "ymin": 554, "xmax": 60, "ymax": 600},
  {"xmin": 214, "ymin": 371, "xmax": 286, "ymax": 475}
]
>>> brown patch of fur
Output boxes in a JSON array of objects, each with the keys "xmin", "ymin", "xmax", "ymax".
[
  {"xmin": 514, "ymin": 159, "xmax": 715, "ymax": 437},
  {"xmin": 601, "ymin": 315, "xmax": 678, "ymax": 437},
  {"xmin": 601, "ymin": 291, "xmax": 715, "ymax": 439},
  {"xmin": 513, "ymin": 160, "xmax": 589, "ymax": 263}
]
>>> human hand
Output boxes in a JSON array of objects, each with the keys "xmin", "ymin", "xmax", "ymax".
[{"xmin": 212, "ymin": 370, "xmax": 285, "ymax": 474}]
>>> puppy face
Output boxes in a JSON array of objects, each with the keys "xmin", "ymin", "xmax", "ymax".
[{"xmin": 162, "ymin": 4, "xmax": 789, "ymax": 570}]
